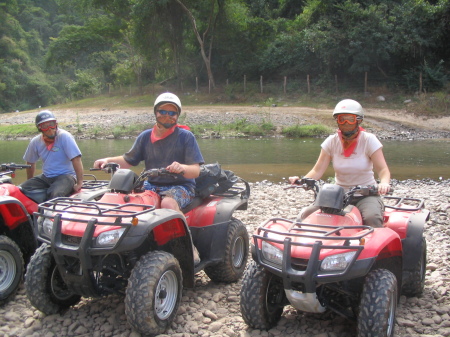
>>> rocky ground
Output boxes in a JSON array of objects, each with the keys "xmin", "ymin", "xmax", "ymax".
[
  {"xmin": 0, "ymin": 179, "xmax": 449, "ymax": 337},
  {"xmin": 1, "ymin": 106, "xmax": 450, "ymax": 337}
]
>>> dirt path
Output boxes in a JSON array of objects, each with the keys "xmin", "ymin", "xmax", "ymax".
[{"xmin": 2, "ymin": 105, "xmax": 450, "ymax": 139}]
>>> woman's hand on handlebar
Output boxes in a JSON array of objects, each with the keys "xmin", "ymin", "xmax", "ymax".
[
  {"xmin": 289, "ymin": 176, "xmax": 301, "ymax": 184},
  {"xmin": 378, "ymin": 182, "xmax": 391, "ymax": 195}
]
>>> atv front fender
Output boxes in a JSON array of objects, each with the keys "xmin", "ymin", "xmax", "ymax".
[
  {"xmin": 120, "ymin": 208, "xmax": 196, "ymax": 288},
  {"xmin": 358, "ymin": 228, "xmax": 403, "ymax": 261}
]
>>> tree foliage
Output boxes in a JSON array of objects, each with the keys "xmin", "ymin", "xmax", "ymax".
[{"xmin": 0, "ymin": 0, "xmax": 448, "ymax": 113}]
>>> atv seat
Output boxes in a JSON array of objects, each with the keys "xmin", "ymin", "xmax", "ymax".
[
  {"xmin": 182, "ymin": 196, "xmax": 204, "ymax": 214},
  {"xmin": 19, "ymin": 187, "xmax": 47, "ymax": 204}
]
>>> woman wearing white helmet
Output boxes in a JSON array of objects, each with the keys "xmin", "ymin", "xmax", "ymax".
[
  {"xmin": 94, "ymin": 92, "xmax": 204, "ymax": 213},
  {"xmin": 289, "ymin": 99, "xmax": 391, "ymax": 227}
]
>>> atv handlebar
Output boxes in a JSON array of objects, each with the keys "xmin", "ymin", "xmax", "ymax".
[
  {"xmin": 0, "ymin": 163, "xmax": 31, "ymax": 177},
  {"xmin": 285, "ymin": 178, "xmax": 320, "ymax": 197},
  {"xmin": 285, "ymin": 179, "xmax": 393, "ymax": 198},
  {"xmin": 1, "ymin": 163, "xmax": 31, "ymax": 172},
  {"xmin": 89, "ymin": 162, "xmax": 120, "ymax": 174},
  {"xmin": 349, "ymin": 185, "xmax": 394, "ymax": 196}
]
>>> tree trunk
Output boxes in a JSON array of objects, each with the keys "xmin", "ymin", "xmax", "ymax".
[{"xmin": 175, "ymin": 0, "xmax": 216, "ymax": 88}]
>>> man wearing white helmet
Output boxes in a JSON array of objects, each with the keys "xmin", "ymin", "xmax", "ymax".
[
  {"xmin": 289, "ymin": 99, "xmax": 391, "ymax": 227},
  {"xmin": 20, "ymin": 110, "xmax": 84, "ymax": 201},
  {"xmin": 94, "ymin": 92, "xmax": 204, "ymax": 213}
]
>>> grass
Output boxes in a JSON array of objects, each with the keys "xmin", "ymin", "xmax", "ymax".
[
  {"xmin": 405, "ymin": 92, "xmax": 450, "ymax": 117},
  {"xmin": 282, "ymin": 124, "xmax": 333, "ymax": 138},
  {"xmin": 189, "ymin": 118, "xmax": 275, "ymax": 137},
  {"xmin": 0, "ymin": 124, "xmax": 36, "ymax": 137}
]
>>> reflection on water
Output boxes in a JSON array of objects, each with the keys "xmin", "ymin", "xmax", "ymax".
[{"xmin": 0, "ymin": 138, "xmax": 448, "ymax": 184}]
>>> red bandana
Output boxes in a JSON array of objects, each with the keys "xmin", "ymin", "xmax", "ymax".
[
  {"xmin": 42, "ymin": 135, "xmax": 56, "ymax": 151},
  {"xmin": 150, "ymin": 124, "xmax": 191, "ymax": 143},
  {"xmin": 338, "ymin": 127, "xmax": 365, "ymax": 157}
]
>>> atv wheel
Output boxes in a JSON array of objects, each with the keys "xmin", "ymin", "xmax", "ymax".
[
  {"xmin": 125, "ymin": 250, "xmax": 182, "ymax": 336},
  {"xmin": 357, "ymin": 269, "xmax": 398, "ymax": 337},
  {"xmin": 205, "ymin": 218, "xmax": 249, "ymax": 283},
  {"xmin": 402, "ymin": 237, "xmax": 426, "ymax": 297},
  {"xmin": 0, "ymin": 235, "xmax": 24, "ymax": 305},
  {"xmin": 240, "ymin": 261, "xmax": 285, "ymax": 329},
  {"xmin": 25, "ymin": 244, "xmax": 81, "ymax": 314}
]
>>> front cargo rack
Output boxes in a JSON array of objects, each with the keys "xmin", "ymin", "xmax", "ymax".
[{"xmin": 36, "ymin": 197, "xmax": 155, "ymax": 226}]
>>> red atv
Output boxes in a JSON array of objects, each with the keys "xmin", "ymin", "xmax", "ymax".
[
  {"xmin": 240, "ymin": 179, "xmax": 429, "ymax": 337},
  {"xmin": 0, "ymin": 163, "xmax": 112, "ymax": 305},
  {"xmin": 25, "ymin": 163, "xmax": 250, "ymax": 336}
]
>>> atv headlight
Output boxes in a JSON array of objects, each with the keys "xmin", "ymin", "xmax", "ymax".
[
  {"xmin": 38, "ymin": 211, "xmax": 54, "ymax": 238},
  {"xmin": 320, "ymin": 251, "xmax": 357, "ymax": 271},
  {"xmin": 261, "ymin": 241, "xmax": 283, "ymax": 265},
  {"xmin": 97, "ymin": 228, "xmax": 126, "ymax": 246}
]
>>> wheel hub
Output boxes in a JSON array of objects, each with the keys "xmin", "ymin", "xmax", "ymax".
[{"xmin": 0, "ymin": 251, "xmax": 16, "ymax": 292}]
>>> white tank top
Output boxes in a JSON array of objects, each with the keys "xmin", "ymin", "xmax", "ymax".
[{"xmin": 321, "ymin": 131, "xmax": 383, "ymax": 191}]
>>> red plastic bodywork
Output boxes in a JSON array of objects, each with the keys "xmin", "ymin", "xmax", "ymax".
[
  {"xmin": 61, "ymin": 191, "xmax": 162, "ymax": 237},
  {"xmin": 0, "ymin": 184, "xmax": 37, "ymax": 230},
  {"xmin": 257, "ymin": 203, "xmax": 418, "ymax": 261},
  {"xmin": 185, "ymin": 197, "xmax": 222, "ymax": 227}
]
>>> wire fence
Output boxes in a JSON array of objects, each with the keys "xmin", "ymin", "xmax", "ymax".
[{"xmin": 106, "ymin": 71, "xmax": 430, "ymax": 99}]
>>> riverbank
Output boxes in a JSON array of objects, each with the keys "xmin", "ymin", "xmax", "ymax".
[
  {"xmin": 1, "ymin": 105, "xmax": 450, "ymax": 140},
  {"xmin": 0, "ymin": 179, "xmax": 449, "ymax": 336}
]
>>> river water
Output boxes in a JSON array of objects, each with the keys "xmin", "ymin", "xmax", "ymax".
[{"xmin": 1, "ymin": 138, "xmax": 449, "ymax": 183}]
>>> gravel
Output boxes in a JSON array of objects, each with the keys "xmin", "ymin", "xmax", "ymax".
[
  {"xmin": 1, "ymin": 106, "xmax": 449, "ymax": 336},
  {"xmin": 1, "ymin": 179, "xmax": 449, "ymax": 337}
]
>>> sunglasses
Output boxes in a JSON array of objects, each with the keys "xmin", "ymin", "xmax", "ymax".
[
  {"xmin": 336, "ymin": 114, "xmax": 359, "ymax": 125},
  {"xmin": 39, "ymin": 121, "xmax": 57, "ymax": 131},
  {"xmin": 157, "ymin": 110, "xmax": 178, "ymax": 117}
]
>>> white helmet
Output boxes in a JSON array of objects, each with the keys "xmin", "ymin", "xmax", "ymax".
[
  {"xmin": 332, "ymin": 99, "xmax": 364, "ymax": 119},
  {"xmin": 154, "ymin": 92, "xmax": 182, "ymax": 115}
]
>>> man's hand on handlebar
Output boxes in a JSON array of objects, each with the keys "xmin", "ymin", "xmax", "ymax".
[
  {"xmin": 93, "ymin": 159, "xmax": 108, "ymax": 169},
  {"xmin": 166, "ymin": 161, "xmax": 185, "ymax": 175}
]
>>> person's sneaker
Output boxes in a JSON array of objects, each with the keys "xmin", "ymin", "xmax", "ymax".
[{"xmin": 193, "ymin": 246, "xmax": 201, "ymax": 266}]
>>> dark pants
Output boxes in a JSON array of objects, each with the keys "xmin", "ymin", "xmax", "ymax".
[
  {"xmin": 298, "ymin": 195, "xmax": 385, "ymax": 228},
  {"xmin": 20, "ymin": 174, "xmax": 76, "ymax": 200}
]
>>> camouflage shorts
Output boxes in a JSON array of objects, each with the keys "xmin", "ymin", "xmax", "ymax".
[{"xmin": 143, "ymin": 182, "xmax": 195, "ymax": 209}]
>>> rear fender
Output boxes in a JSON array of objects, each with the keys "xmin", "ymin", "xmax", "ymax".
[
  {"xmin": 0, "ymin": 196, "xmax": 32, "ymax": 230},
  {"xmin": 0, "ymin": 184, "xmax": 38, "ymax": 214},
  {"xmin": 72, "ymin": 188, "xmax": 110, "ymax": 201},
  {"xmin": 402, "ymin": 212, "xmax": 428, "ymax": 272},
  {"xmin": 186, "ymin": 196, "xmax": 248, "ymax": 228},
  {"xmin": 122, "ymin": 208, "xmax": 196, "ymax": 288}
]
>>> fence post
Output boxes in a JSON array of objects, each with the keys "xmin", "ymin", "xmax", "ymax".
[
  {"xmin": 244, "ymin": 75, "xmax": 246, "ymax": 94},
  {"xmin": 335, "ymin": 74, "xmax": 338, "ymax": 94},
  {"xmin": 209, "ymin": 80, "xmax": 211, "ymax": 94},
  {"xmin": 419, "ymin": 72, "xmax": 423, "ymax": 93},
  {"xmin": 260, "ymin": 76, "xmax": 263, "ymax": 94},
  {"xmin": 196, "ymin": 77, "xmax": 198, "ymax": 92},
  {"xmin": 307, "ymin": 75, "xmax": 310, "ymax": 94},
  {"xmin": 226, "ymin": 79, "xmax": 229, "ymax": 87},
  {"xmin": 284, "ymin": 76, "xmax": 287, "ymax": 94},
  {"xmin": 364, "ymin": 72, "xmax": 368, "ymax": 94}
]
